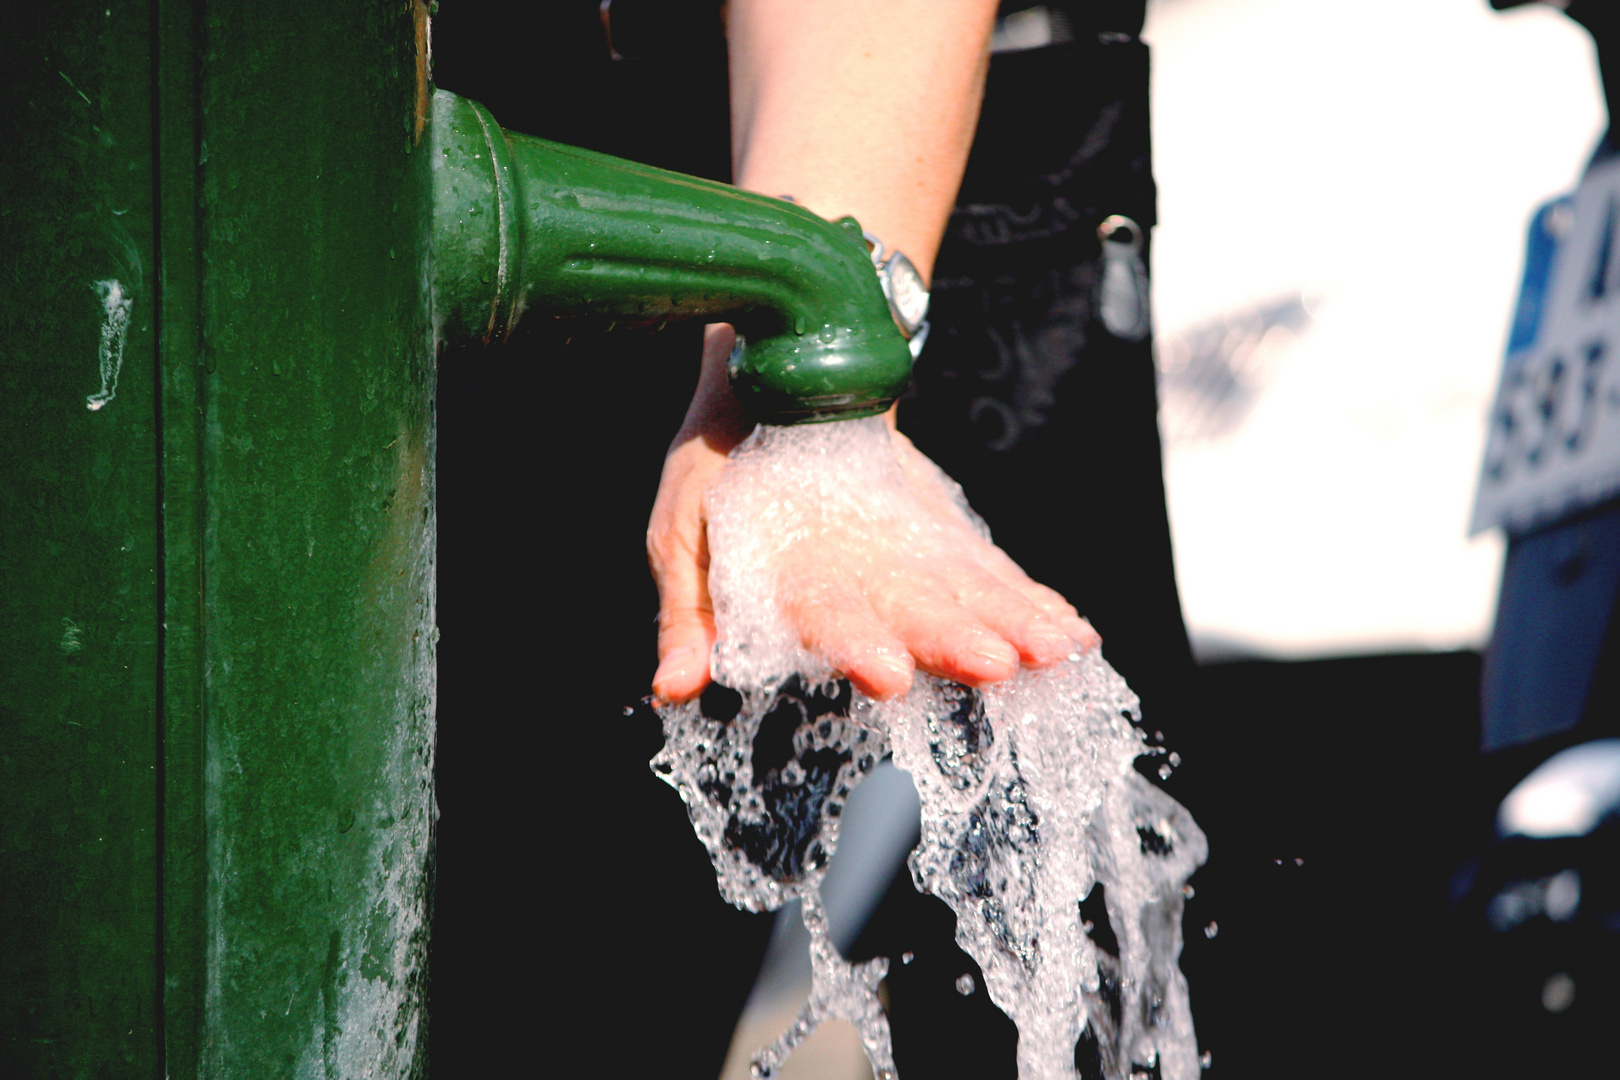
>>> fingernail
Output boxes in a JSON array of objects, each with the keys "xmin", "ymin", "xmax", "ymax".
[
  {"xmin": 855, "ymin": 649, "xmax": 915, "ymax": 700},
  {"xmin": 1062, "ymin": 633, "xmax": 1100, "ymax": 663},
  {"xmin": 653, "ymin": 646, "xmax": 703, "ymax": 699},
  {"xmin": 659, "ymin": 644, "xmax": 699, "ymax": 673},
  {"xmin": 1062, "ymin": 615, "xmax": 1100, "ymax": 645},
  {"xmin": 871, "ymin": 647, "xmax": 915, "ymax": 680},
  {"xmin": 974, "ymin": 639, "xmax": 1019, "ymax": 669},
  {"xmin": 1029, "ymin": 622, "xmax": 1071, "ymax": 655}
]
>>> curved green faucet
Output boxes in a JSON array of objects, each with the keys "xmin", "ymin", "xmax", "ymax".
[{"xmin": 430, "ymin": 90, "xmax": 914, "ymax": 424}]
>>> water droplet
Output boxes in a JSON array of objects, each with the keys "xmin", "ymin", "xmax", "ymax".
[
  {"xmin": 1168, "ymin": 751, "xmax": 1182, "ymax": 768},
  {"xmin": 1153, "ymin": 730, "xmax": 1165, "ymax": 743},
  {"xmin": 1201, "ymin": 1050, "xmax": 1214, "ymax": 1069},
  {"xmin": 955, "ymin": 973, "xmax": 976, "ymax": 996},
  {"xmin": 1067, "ymin": 651, "xmax": 1081, "ymax": 662},
  {"xmin": 901, "ymin": 951, "xmax": 915, "ymax": 965},
  {"xmin": 1158, "ymin": 764, "xmax": 1172, "ymax": 779},
  {"xmin": 1293, "ymin": 857, "xmax": 1304, "ymax": 867},
  {"xmin": 1203, "ymin": 921, "xmax": 1218, "ymax": 939},
  {"xmin": 1183, "ymin": 884, "xmax": 1196, "ymax": 899},
  {"xmin": 622, "ymin": 705, "xmax": 635, "ymax": 717}
]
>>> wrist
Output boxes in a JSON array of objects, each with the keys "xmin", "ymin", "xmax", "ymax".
[
  {"xmin": 674, "ymin": 323, "xmax": 753, "ymax": 453},
  {"xmin": 862, "ymin": 229, "xmax": 931, "ymax": 357}
]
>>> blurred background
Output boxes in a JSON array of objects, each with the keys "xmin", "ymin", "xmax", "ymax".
[
  {"xmin": 428, "ymin": 2, "xmax": 1620, "ymax": 1077},
  {"xmin": 1148, "ymin": 0, "xmax": 1599, "ymax": 662}
]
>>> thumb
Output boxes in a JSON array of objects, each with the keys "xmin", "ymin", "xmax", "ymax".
[{"xmin": 649, "ymin": 526, "xmax": 716, "ymax": 706}]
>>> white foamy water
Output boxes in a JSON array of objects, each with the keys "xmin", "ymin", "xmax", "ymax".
[{"xmin": 653, "ymin": 417, "xmax": 1207, "ymax": 1080}]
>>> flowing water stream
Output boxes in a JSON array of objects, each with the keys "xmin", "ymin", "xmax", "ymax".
[{"xmin": 652, "ymin": 417, "xmax": 1206, "ymax": 1080}]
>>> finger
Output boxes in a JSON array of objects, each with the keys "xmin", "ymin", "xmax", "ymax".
[
  {"xmin": 652, "ymin": 619, "xmax": 714, "ymax": 705},
  {"xmin": 786, "ymin": 588, "xmax": 916, "ymax": 700},
  {"xmin": 652, "ymin": 568, "xmax": 715, "ymax": 705},
  {"xmin": 952, "ymin": 576, "xmax": 1083, "ymax": 666},
  {"xmin": 648, "ymin": 527, "xmax": 716, "ymax": 706},
  {"xmin": 966, "ymin": 546, "xmax": 1100, "ymax": 650},
  {"xmin": 987, "ymin": 582, "xmax": 1100, "ymax": 657},
  {"xmin": 871, "ymin": 585, "xmax": 1020, "ymax": 688}
]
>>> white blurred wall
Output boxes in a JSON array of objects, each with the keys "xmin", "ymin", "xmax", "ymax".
[{"xmin": 1144, "ymin": 0, "xmax": 1606, "ymax": 659}]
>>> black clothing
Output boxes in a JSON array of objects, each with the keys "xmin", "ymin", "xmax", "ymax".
[{"xmin": 857, "ymin": 17, "xmax": 1194, "ymax": 1077}]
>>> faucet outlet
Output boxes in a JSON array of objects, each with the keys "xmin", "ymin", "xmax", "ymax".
[{"xmin": 430, "ymin": 90, "xmax": 915, "ymax": 423}]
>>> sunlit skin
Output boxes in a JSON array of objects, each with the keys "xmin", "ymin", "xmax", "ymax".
[{"xmin": 646, "ymin": 0, "xmax": 1099, "ymax": 704}]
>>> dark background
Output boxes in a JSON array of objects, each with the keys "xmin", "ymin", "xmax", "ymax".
[{"xmin": 427, "ymin": 4, "xmax": 1612, "ymax": 1077}]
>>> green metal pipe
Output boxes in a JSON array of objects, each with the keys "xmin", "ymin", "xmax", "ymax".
[{"xmin": 430, "ymin": 90, "xmax": 914, "ymax": 423}]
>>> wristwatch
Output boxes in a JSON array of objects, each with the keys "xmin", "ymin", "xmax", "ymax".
[
  {"xmin": 864, "ymin": 230, "xmax": 931, "ymax": 359},
  {"xmin": 777, "ymin": 195, "xmax": 932, "ymax": 359}
]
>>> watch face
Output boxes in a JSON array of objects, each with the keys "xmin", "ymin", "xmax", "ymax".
[{"xmin": 884, "ymin": 251, "xmax": 930, "ymax": 336}]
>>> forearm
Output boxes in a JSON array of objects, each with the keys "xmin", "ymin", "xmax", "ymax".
[
  {"xmin": 726, "ymin": 0, "xmax": 999, "ymax": 283},
  {"xmin": 649, "ymin": 2, "xmax": 1091, "ymax": 707}
]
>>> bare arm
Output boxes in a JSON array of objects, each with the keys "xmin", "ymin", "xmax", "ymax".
[
  {"xmin": 727, "ymin": 0, "xmax": 998, "ymax": 281},
  {"xmin": 647, "ymin": 1, "xmax": 1097, "ymax": 703}
]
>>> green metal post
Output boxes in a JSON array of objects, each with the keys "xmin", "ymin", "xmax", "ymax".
[
  {"xmin": 2, "ymin": 4, "xmax": 164, "ymax": 1075},
  {"xmin": 3, "ymin": 1, "xmax": 436, "ymax": 1076}
]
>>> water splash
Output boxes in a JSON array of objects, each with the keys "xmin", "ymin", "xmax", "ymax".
[
  {"xmin": 651, "ymin": 674, "xmax": 896, "ymax": 1078},
  {"xmin": 652, "ymin": 416, "xmax": 1206, "ymax": 1080},
  {"xmin": 749, "ymin": 889, "xmax": 896, "ymax": 1080}
]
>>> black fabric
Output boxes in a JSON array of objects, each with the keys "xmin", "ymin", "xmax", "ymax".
[
  {"xmin": 902, "ymin": 33, "xmax": 1191, "ymax": 730},
  {"xmin": 858, "ymin": 30, "xmax": 1194, "ymax": 1077},
  {"xmin": 1000, "ymin": 0, "xmax": 1147, "ymax": 38}
]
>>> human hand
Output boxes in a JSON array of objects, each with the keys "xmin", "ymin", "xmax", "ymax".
[{"xmin": 647, "ymin": 324, "xmax": 1098, "ymax": 705}]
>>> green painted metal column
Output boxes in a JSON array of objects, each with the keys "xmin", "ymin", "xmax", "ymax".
[
  {"xmin": 2, "ymin": 4, "xmax": 164, "ymax": 1075},
  {"xmin": 3, "ymin": 1, "xmax": 437, "ymax": 1075}
]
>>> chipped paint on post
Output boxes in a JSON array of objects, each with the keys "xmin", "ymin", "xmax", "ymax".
[{"xmin": 86, "ymin": 278, "xmax": 132, "ymax": 411}]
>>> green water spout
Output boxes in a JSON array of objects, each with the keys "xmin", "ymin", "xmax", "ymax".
[{"xmin": 430, "ymin": 90, "xmax": 914, "ymax": 423}]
